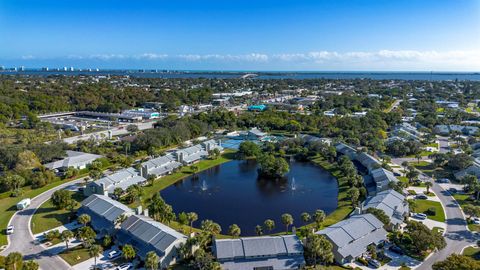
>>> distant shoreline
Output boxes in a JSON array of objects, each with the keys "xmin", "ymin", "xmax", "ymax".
[{"xmin": 1, "ymin": 69, "xmax": 479, "ymax": 81}]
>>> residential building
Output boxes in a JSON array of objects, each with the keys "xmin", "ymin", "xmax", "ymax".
[
  {"xmin": 77, "ymin": 194, "xmax": 134, "ymax": 235},
  {"xmin": 434, "ymin": 125, "xmax": 479, "ymax": 136},
  {"xmin": 175, "ymin": 140, "xmax": 223, "ymax": 164},
  {"xmin": 356, "ymin": 152, "xmax": 381, "ymax": 172},
  {"xmin": 363, "ymin": 189, "xmax": 409, "ymax": 229},
  {"xmin": 335, "ymin": 142, "xmax": 357, "ymax": 160},
  {"xmin": 213, "ymin": 235, "xmax": 305, "ymax": 270},
  {"xmin": 84, "ymin": 167, "xmax": 146, "ymax": 197},
  {"xmin": 370, "ymin": 168, "xmax": 399, "ymax": 193},
  {"xmin": 246, "ymin": 127, "xmax": 267, "ymax": 140},
  {"xmin": 44, "ymin": 150, "xmax": 102, "ymax": 171},
  {"xmin": 140, "ymin": 153, "xmax": 182, "ymax": 178},
  {"xmin": 316, "ymin": 213, "xmax": 387, "ymax": 264},
  {"xmin": 116, "ymin": 215, "xmax": 187, "ymax": 269},
  {"xmin": 454, "ymin": 161, "xmax": 480, "ymax": 180}
]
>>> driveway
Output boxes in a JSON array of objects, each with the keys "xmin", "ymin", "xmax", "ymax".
[{"xmin": 1, "ymin": 179, "xmax": 84, "ymax": 270}]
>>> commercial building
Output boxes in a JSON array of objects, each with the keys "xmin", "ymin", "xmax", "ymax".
[
  {"xmin": 77, "ymin": 194, "xmax": 134, "ymax": 235},
  {"xmin": 116, "ymin": 215, "xmax": 187, "ymax": 269},
  {"xmin": 213, "ymin": 235, "xmax": 305, "ymax": 270},
  {"xmin": 316, "ymin": 214, "xmax": 387, "ymax": 264},
  {"xmin": 84, "ymin": 167, "xmax": 146, "ymax": 197},
  {"xmin": 44, "ymin": 150, "xmax": 102, "ymax": 171}
]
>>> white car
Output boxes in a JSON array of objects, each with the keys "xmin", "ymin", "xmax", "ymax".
[
  {"xmin": 473, "ymin": 217, "xmax": 480, "ymax": 224},
  {"xmin": 6, "ymin": 225, "xmax": 14, "ymax": 235},
  {"xmin": 107, "ymin": 250, "xmax": 122, "ymax": 259},
  {"xmin": 116, "ymin": 263, "xmax": 133, "ymax": 270},
  {"xmin": 414, "ymin": 213, "xmax": 427, "ymax": 220}
]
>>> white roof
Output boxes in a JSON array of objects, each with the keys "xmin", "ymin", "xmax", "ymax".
[{"xmin": 44, "ymin": 150, "xmax": 102, "ymax": 169}]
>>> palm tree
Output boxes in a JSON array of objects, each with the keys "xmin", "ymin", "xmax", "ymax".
[
  {"xmin": 145, "ymin": 251, "xmax": 159, "ymax": 270},
  {"xmin": 313, "ymin": 209, "xmax": 326, "ymax": 230},
  {"xmin": 5, "ymin": 252, "xmax": 23, "ymax": 270},
  {"xmin": 425, "ymin": 181, "xmax": 433, "ymax": 194},
  {"xmin": 301, "ymin": 212, "xmax": 311, "ymax": 224},
  {"xmin": 89, "ymin": 244, "xmax": 103, "ymax": 270},
  {"xmin": 61, "ymin": 230, "xmax": 74, "ymax": 250},
  {"xmin": 187, "ymin": 212, "xmax": 198, "ymax": 234},
  {"xmin": 201, "ymin": 220, "xmax": 222, "ymax": 235},
  {"xmin": 147, "ymin": 175, "xmax": 156, "ymax": 186},
  {"xmin": 264, "ymin": 219, "xmax": 275, "ymax": 233},
  {"xmin": 228, "ymin": 224, "xmax": 241, "ymax": 238},
  {"xmin": 122, "ymin": 244, "xmax": 136, "ymax": 261},
  {"xmin": 281, "ymin": 213, "xmax": 294, "ymax": 234},
  {"xmin": 22, "ymin": 260, "xmax": 39, "ymax": 270},
  {"xmin": 255, "ymin": 225, "xmax": 263, "ymax": 236},
  {"xmin": 77, "ymin": 226, "xmax": 96, "ymax": 248},
  {"xmin": 415, "ymin": 153, "xmax": 422, "ymax": 164},
  {"xmin": 401, "ymin": 161, "xmax": 409, "ymax": 176},
  {"xmin": 77, "ymin": 214, "xmax": 91, "ymax": 227},
  {"xmin": 115, "ymin": 214, "xmax": 128, "ymax": 226}
]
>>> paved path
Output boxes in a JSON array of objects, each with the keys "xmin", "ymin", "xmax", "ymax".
[{"xmin": 1, "ymin": 179, "xmax": 84, "ymax": 270}]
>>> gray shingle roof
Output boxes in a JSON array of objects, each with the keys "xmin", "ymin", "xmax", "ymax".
[
  {"xmin": 356, "ymin": 152, "xmax": 381, "ymax": 171},
  {"xmin": 363, "ymin": 189, "xmax": 408, "ymax": 225},
  {"xmin": 316, "ymin": 213, "xmax": 387, "ymax": 260},
  {"xmin": 370, "ymin": 168, "xmax": 398, "ymax": 192},
  {"xmin": 94, "ymin": 167, "xmax": 146, "ymax": 193}
]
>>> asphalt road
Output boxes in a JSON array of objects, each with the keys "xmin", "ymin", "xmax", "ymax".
[
  {"xmin": 416, "ymin": 172, "xmax": 476, "ymax": 270},
  {"xmin": 1, "ymin": 179, "xmax": 84, "ymax": 270}
]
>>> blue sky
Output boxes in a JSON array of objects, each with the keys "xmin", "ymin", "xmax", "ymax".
[{"xmin": 1, "ymin": 0, "xmax": 479, "ymax": 70}]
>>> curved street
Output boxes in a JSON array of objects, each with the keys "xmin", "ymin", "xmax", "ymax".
[
  {"xmin": 1, "ymin": 179, "xmax": 84, "ymax": 270},
  {"xmin": 416, "ymin": 171, "xmax": 476, "ymax": 270}
]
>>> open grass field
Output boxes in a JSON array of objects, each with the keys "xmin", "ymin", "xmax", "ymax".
[
  {"xmin": 414, "ymin": 199, "xmax": 445, "ymax": 222},
  {"xmin": 31, "ymin": 191, "xmax": 85, "ymax": 234}
]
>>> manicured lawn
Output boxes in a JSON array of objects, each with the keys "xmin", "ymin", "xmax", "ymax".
[
  {"xmin": 31, "ymin": 191, "xmax": 85, "ymax": 234},
  {"xmin": 463, "ymin": 246, "xmax": 480, "ymax": 260},
  {"xmin": 133, "ymin": 150, "xmax": 236, "ymax": 208},
  {"xmin": 398, "ymin": 176, "xmax": 409, "ymax": 184},
  {"xmin": 414, "ymin": 200, "xmax": 445, "ymax": 222},
  {"xmin": 58, "ymin": 244, "xmax": 92, "ymax": 266},
  {"xmin": 309, "ymin": 155, "xmax": 353, "ymax": 228}
]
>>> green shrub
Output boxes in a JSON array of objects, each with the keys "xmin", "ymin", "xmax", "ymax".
[
  {"xmin": 357, "ymin": 257, "xmax": 369, "ymax": 266},
  {"xmin": 426, "ymin": 207, "xmax": 436, "ymax": 215}
]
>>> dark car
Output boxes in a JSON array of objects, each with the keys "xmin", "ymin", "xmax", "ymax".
[{"xmin": 389, "ymin": 245, "xmax": 404, "ymax": 255}]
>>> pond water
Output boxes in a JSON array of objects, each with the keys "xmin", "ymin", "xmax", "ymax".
[{"xmin": 160, "ymin": 160, "xmax": 338, "ymax": 235}]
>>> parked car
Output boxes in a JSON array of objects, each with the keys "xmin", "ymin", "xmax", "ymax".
[
  {"xmin": 6, "ymin": 225, "xmax": 14, "ymax": 235},
  {"xmin": 448, "ymin": 188, "xmax": 457, "ymax": 194},
  {"xmin": 107, "ymin": 250, "xmax": 122, "ymax": 259},
  {"xmin": 389, "ymin": 245, "xmax": 404, "ymax": 255},
  {"xmin": 416, "ymin": 194, "xmax": 428, "ymax": 200},
  {"xmin": 116, "ymin": 263, "xmax": 132, "ymax": 270},
  {"xmin": 436, "ymin": 178, "xmax": 450, "ymax": 183},
  {"xmin": 414, "ymin": 213, "xmax": 427, "ymax": 220},
  {"xmin": 368, "ymin": 259, "xmax": 381, "ymax": 268},
  {"xmin": 473, "ymin": 217, "xmax": 480, "ymax": 224}
]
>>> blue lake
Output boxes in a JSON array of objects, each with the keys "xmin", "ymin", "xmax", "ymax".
[{"xmin": 160, "ymin": 159, "xmax": 338, "ymax": 235}]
